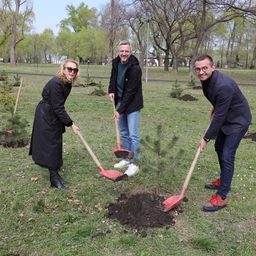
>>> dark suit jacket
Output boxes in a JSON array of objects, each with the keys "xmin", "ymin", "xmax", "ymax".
[{"xmin": 202, "ymin": 70, "xmax": 251, "ymax": 139}]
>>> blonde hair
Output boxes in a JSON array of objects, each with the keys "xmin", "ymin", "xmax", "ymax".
[{"xmin": 57, "ymin": 59, "xmax": 79, "ymax": 83}]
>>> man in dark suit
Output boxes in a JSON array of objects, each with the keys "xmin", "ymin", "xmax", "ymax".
[{"xmin": 195, "ymin": 54, "xmax": 252, "ymax": 212}]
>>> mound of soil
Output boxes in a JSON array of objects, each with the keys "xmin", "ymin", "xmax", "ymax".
[
  {"xmin": 244, "ymin": 132, "xmax": 256, "ymax": 141},
  {"xmin": 107, "ymin": 193, "xmax": 175, "ymax": 228},
  {"xmin": 73, "ymin": 82, "xmax": 98, "ymax": 87},
  {"xmin": 191, "ymin": 85, "xmax": 202, "ymax": 89},
  {"xmin": 0, "ymin": 129, "xmax": 29, "ymax": 148},
  {"xmin": 178, "ymin": 94, "xmax": 197, "ymax": 101}
]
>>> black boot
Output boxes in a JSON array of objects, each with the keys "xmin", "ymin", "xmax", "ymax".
[{"xmin": 49, "ymin": 168, "xmax": 65, "ymax": 189}]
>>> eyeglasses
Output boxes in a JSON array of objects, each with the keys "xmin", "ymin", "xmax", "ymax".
[
  {"xmin": 65, "ymin": 67, "xmax": 79, "ymax": 74},
  {"xmin": 194, "ymin": 66, "xmax": 209, "ymax": 73}
]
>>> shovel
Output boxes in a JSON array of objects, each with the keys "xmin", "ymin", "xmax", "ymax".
[
  {"xmin": 111, "ymin": 98, "xmax": 131, "ymax": 158},
  {"xmin": 77, "ymin": 131, "xmax": 125, "ymax": 181},
  {"xmin": 162, "ymin": 146, "xmax": 201, "ymax": 212}
]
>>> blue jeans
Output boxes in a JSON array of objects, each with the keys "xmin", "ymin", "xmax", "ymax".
[
  {"xmin": 118, "ymin": 110, "xmax": 141, "ymax": 159},
  {"xmin": 214, "ymin": 129, "xmax": 247, "ymax": 198}
]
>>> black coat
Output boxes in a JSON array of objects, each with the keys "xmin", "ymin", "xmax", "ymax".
[
  {"xmin": 29, "ymin": 77, "xmax": 73, "ymax": 169},
  {"xmin": 202, "ymin": 70, "xmax": 252, "ymax": 139},
  {"xmin": 108, "ymin": 55, "xmax": 143, "ymax": 114}
]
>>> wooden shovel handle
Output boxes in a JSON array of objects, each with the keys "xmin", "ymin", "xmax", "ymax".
[
  {"xmin": 182, "ymin": 120, "xmax": 212, "ymax": 193},
  {"xmin": 77, "ymin": 131, "xmax": 101, "ymax": 167},
  {"xmin": 14, "ymin": 78, "xmax": 23, "ymax": 114},
  {"xmin": 182, "ymin": 147, "xmax": 201, "ymax": 191},
  {"xmin": 111, "ymin": 98, "xmax": 121, "ymax": 147}
]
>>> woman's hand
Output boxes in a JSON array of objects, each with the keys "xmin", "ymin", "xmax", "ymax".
[{"xmin": 71, "ymin": 124, "xmax": 80, "ymax": 134}]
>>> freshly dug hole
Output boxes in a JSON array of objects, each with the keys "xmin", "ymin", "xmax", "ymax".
[{"xmin": 107, "ymin": 192, "xmax": 175, "ymax": 228}]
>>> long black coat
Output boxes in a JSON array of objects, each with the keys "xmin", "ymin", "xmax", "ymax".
[
  {"xmin": 202, "ymin": 70, "xmax": 252, "ymax": 139},
  {"xmin": 29, "ymin": 77, "xmax": 73, "ymax": 169}
]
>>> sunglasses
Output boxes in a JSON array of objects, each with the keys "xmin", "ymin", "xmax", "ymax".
[{"xmin": 65, "ymin": 66, "xmax": 79, "ymax": 73}]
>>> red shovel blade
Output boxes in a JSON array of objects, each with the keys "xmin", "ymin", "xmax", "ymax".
[
  {"xmin": 99, "ymin": 169, "xmax": 125, "ymax": 181},
  {"xmin": 113, "ymin": 147, "xmax": 130, "ymax": 158},
  {"xmin": 162, "ymin": 195, "xmax": 184, "ymax": 212}
]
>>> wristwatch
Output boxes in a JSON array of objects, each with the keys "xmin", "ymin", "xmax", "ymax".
[{"xmin": 203, "ymin": 137, "xmax": 210, "ymax": 142}]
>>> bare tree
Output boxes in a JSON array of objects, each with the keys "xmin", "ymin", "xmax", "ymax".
[
  {"xmin": 100, "ymin": 0, "xmax": 125, "ymax": 64},
  {"xmin": 5, "ymin": 0, "xmax": 33, "ymax": 65},
  {"xmin": 0, "ymin": 1, "xmax": 12, "ymax": 47},
  {"xmin": 189, "ymin": 0, "xmax": 256, "ymax": 72},
  {"xmin": 119, "ymin": 2, "xmax": 147, "ymax": 68},
  {"xmin": 137, "ymin": 0, "xmax": 199, "ymax": 72}
]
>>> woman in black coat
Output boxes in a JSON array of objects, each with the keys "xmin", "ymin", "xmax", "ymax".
[{"xmin": 29, "ymin": 59, "xmax": 80, "ymax": 189}]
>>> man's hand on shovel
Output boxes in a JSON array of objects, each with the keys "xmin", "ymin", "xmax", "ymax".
[{"xmin": 199, "ymin": 138, "xmax": 208, "ymax": 151}]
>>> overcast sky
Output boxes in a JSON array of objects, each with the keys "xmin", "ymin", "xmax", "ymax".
[{"xmin": 32, "ymin": 0, "xmax": 107, "ymax": 34}]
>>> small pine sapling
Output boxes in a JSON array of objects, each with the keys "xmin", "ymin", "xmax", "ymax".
[
  {"xmin": 139, "ymin": 124, "xmax": 184, "ymax": 194},
  {"xmin": 170, "ymin": 80, "xmax": 183, "ymax": 98},
  {"xmin": 0, "ymin": 73, "xmax": 15, "ymax": 111},
  {"xmin": 187, "ymin": 75, "xmax": 196, "ymax": 88},
  {"xmin": 12, "ymin": 73, "xmax": 21, "ymax": 87},
  {"xmin": 90, "ymin": 81, "xmax": 106, "ymax": 96},
  {"xmin": 0, "ymin": 110, "xmax": 29, "ymax": 148}
]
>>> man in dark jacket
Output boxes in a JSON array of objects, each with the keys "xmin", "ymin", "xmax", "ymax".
[
  {"xmin": 108, "ymin": 40, "xmax": 143, "ymax": 179},
  {"xmin": 195, "ymin": 54, "xmax": 252, "ymax": 212}
]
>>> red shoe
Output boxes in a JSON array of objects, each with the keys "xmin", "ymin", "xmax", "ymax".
[
  {"xmin": 203, "ymin": 194, "xmax": 228, "ymax": 212},
  {"xmin": 205, "ymin": 178, "xmax": 221, "ymax": 190}
]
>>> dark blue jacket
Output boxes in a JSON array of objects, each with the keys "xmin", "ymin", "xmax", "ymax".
[
  {"xmin": 108, "ymin": 55, "xmax": 143, "ymax": 114},
  {"xmin": 202, "ymin": 70, "xmax": 251, "ymax": 139}
]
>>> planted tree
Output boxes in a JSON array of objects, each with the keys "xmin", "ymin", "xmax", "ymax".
[
  {"xmin": 187, "ymin": 75, "xmax": 197, "ymax": 88},
  {"xmin": 170, "ymin": 80, "xmax": 183, "ymax": 98},
  {"xmin": 139, "ymin": 124, "xmax": 184, "ymax": 194},
  {"xmin": 0, "ymin": 72, "xmax": 15, "ymax": 110},
  {"xmin": 89, "ymin": 81, "xmax": 106, "ymax": 96},
  {"xmin": 0, "ymin": 76, "xmax": 29, "ymax": 148},
  {"xmin": 0, "ymin": 109, "xmax": 29, "ymax": 148}
]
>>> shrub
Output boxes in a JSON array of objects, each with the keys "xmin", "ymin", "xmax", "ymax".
[
  {"xmin": 170, "ymin": 80, "xmax": 183, "ymax": 98},
  {"xmin": 12, "ymin": 73, "xmax": 21, "ymax": 87},
  {"xmin": 90, "ymin": 81, "xmax": 106, "ymax": 96},
  {"xmin": 139, "ymin": 124, "xmax": 184, "ymax": 193},
  {"xmin": 0, "ymin": 78, "xmax": 15, "ymax": 111},
  {"xmin": 0, "ymin": 70, "xmax": 8, "ymax": 81},
  {"xmin": 187, "ymin": 75, "xmax": 196, "ymax": 88},
  {"xmin": 0, "ymin": 110, "xmax": 29, "ymax": 148}
]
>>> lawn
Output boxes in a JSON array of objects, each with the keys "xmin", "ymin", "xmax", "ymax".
[{"xmin": 0, "ymin": 65, "xmax": 256, "ymax": 256}]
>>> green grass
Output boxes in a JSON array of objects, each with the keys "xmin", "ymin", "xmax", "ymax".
[
  {"xmin": 0, "ymin": 65, "xmax": 256, "ymax": 255},
  {"xmin": 1, "ymin": 62, "xmax": 256, "ymax": 85}
]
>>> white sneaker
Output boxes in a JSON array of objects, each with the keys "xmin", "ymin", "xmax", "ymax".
[
  {"xmin": 114, "ymin": 159, "xmax": 130, "ymax": 168},
  {"xmin": 125, "ymin": 163, "xmax": 139, "ymax": 177}
]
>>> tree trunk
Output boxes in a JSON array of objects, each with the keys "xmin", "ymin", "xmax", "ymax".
[
  {"xmin": 164, "ymin": 50, "xmax": 169, "ymax": 71},
  {"xmin": 10, "ymin": 0, "xmax": 20, "ymax": 65},
  {"xmin": 250, "ymin": 44, "xmax": 256, "ymax": 69},
  {"xmin": 189, "ymin": 0, "xmax": 207, "ymax": 75},
  {"xmin": 172, "ymin": 55, "xmax": 178, "ymax": 73},
  {"xmin": 108, "ymin": 0, "xmax": 115, "ymax": 65}
]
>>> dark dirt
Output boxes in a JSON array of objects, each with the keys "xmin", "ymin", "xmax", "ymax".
[
  {"xmin": 191, "ymin": 85, "xmax": 202, "ymax": 89},
  {"xmin": 0, "ymin": 129, "xmax": 29, "ymax": 148},
  {"xmin": 178, "ymin": 94, "xmax": 198, "ymax": 101},
  {"xmin": 73, "ymin": 82, "xmax": 98, "ymax": 87},
  {"xmin": 107, "ymin": 192, "xmax": 175, "ymax": 228},
  {"xmin": 244, "ymin": 132, "xmax": 256, "ymax": 141}
]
